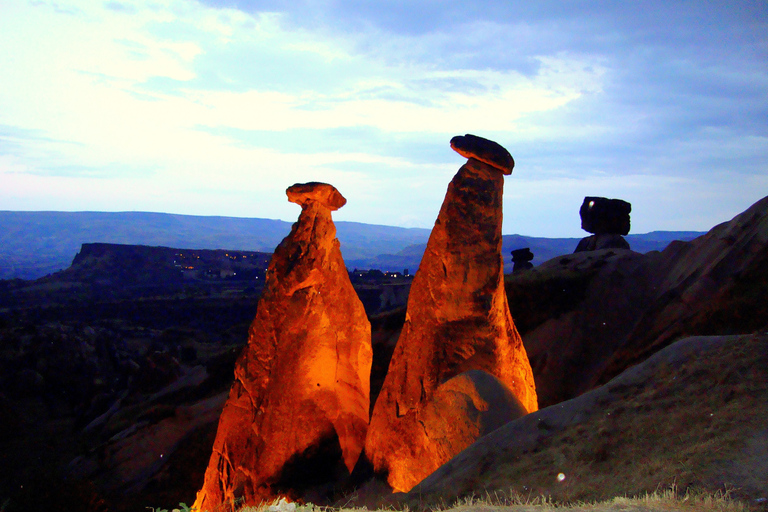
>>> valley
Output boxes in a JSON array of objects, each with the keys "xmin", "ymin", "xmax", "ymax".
[{"xmin": 0, "ymin": 199, "xmax": 764, "ymax": 512}]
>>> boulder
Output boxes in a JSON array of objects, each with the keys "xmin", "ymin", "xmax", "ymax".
[
  {"xmin": 364, "ymin": 137, "xmax": 537, "ymax": 493},
  {"xmin": 511, "ymin": 247, "xmax": 534, "ymax": 273},
  {"xmin": 194, "ymin": 183, "xmax": 372, "ymax": 511},
  {"xmin": 450, "ymin": 134, "xmax": 514, "ymax": 175},
  {"xmin": 579, "ymin": 197, "xmax": 631, "ymax": 235},
  {"xmin": 286, "ymin": 182, "xmax": 347, "ymax": 211}
]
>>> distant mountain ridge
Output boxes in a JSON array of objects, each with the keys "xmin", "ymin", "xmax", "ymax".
[
  {"xmin": 0, "ymin": 211, "xmax": 431, "ymax": 280},
  {"xmin": 0, "ymin": 211, "xmax": 704, "ymax": 280}
]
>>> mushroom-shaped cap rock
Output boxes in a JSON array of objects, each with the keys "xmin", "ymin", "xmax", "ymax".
[
  {"xmin": 450, "ymin": 134, "xmax": 514, "ymax": 175},
  {"xmin": 286, "ymin": 182, "xmax": 347, "ymax": 210}
]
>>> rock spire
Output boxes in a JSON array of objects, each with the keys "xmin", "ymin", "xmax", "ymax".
[
  {"xmin": 194, "ymin": 183, "xmax": 372, "ymax": 511},
  {"xmin": 364, "ymin": 134, "xmax": 538, "ymax": 493}
]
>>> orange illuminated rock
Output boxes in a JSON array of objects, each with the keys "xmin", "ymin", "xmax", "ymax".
[
  {"xmin": 194, "ymin": 183, "xmax": 372, "ymax": 511},
  {"xmin": 379, "ymin": 369, "xmax": 527, "ymax": 490},
  {"xmin": 287, "ymin": 181, "xmax": 347, "ymax": 210},
  {"xmin": 365, "ymin": 137, "xmax": 538, "ymax": 493}
]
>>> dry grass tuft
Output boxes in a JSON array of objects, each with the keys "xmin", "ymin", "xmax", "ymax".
[
  {"xmin": 238, "ymin": 486, "xmax": 751, "ymax": 512},
  {"xmin": 405, "ymin": 334, "xmax": 768, "ymax": 509}
]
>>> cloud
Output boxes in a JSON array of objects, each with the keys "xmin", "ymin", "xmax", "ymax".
[
  {"xmin": 1, "ymin": 1, "xmax": 601, "ymax": 162},
  {"xmin": 104, "ymin": 1, "xmax": 138, "ymax": 14},
  {"xmin": 1, "ymin": 0, "xmax": 766, "ymax": 237}
]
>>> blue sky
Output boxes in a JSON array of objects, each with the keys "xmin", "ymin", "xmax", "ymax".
[{"xmin": 1, "ymin": 0, "xmax": 766, "ymax": 236}]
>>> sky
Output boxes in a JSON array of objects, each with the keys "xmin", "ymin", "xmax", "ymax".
[{"xmin": 1, "ymin": 0, "xmax": 766, "ymax": 237}]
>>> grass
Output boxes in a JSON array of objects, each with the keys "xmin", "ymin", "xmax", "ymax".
[
  {"xmin": 234, "ymin": 487, "xmax": 752, "ymax": 512},
  {"xmin": 402, "ymin": 334, "xmax": 768, "ymax": 508},
  {"xmin": 449, "ymin": 485, "xmax": 754, "ymax": 511}
]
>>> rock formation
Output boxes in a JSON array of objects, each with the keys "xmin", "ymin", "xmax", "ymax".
[
  {"xmin": 449, "ymin": 133, "xmax": 515, "ymax": 175},
  {"xmin": 580, "ymin": 196, "xmax": 631, "ymax": 235},
  {"xmin": 574, "ymin": 233, "xmax": 630, "ymax": 252},
  {"xmin": 392, "ymin": 368, "xmax": 527, "ymax": 484},
  {"xmin": 511, "ymin": 247, "xmax": 534, "ymax": 273},
  {"xmin": 408, "ymin": 333, "xmax": 768, "ymax": 506},
  {"xmin": 508, "ymin": 195, "xmax": 768, "ymax": 408},
  {"xmin": 364, "ymin": 135, "xmax": 538, "ymax": 493},
  {"xmin": 575, "ymin": 197, "xmax": 631, "ymax": 252},
  {"xmin": 194, "ymin": 183, "xmax": 372, "ymax": 511}
]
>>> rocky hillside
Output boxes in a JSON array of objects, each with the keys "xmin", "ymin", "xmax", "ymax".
[
  {"xmin": 408, "ymin": 333, "xmax": 768, "ymax": 506},
  {"xmin": 506, "ymin": 195, "xmax": 768, "ymax": 408},
  {"xmin": 0, "ymin": 196, "xmax": 764, "ymax": 512}
]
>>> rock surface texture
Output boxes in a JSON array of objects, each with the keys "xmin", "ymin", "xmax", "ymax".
[
  {"xmin": 194, "ymin": 183, "xmax": 372, "ymax": 511},
  {"xmin": 364, "ymin": 135, "xmax": 537, "ymax": 493},
  {"xmin": 405, "ymin": 369, "xmax": 527, "ymax": 479}
]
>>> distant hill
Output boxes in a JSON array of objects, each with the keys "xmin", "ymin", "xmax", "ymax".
[
  {"xmin": 357, "ymin": 231, "xmax": 706, "ymax": 273},
  {"xmin": 0, "ymin": 211, "xmax": 430, "ymax": 280},
  {"xmin": 0, "ymin": 211, "xmax": 704, "ymax": 280}
]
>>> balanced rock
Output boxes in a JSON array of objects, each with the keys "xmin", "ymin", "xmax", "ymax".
[
  {"xmin": 365, "ymin": 136, "xmax": 538, "ymax": 493},
  {"xmin": 511, "ymin": 247, "xmax": 534, "ymax": 273},
  {"xmin": 194, "ymin": 183, "xmax": 372, "ymax": 511},
  {"xmin": 575, "ymin": 197, "xmax": 632, "ymax": 253},
  {"xmin": 579, "ymin": 196, "xmax": 631, "ymax": 235}
]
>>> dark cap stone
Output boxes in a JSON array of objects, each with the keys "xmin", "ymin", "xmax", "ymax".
[
  {"xmin": 450, "ymin": 134, "xmax": 514, "ymax": 175},
  {"xmin": 511, "ymin": 247, "xmax": 534, "ymax": 262},
  {"xmin": 286, "ymin": 182, "xmax": 347, "ymax": 210},
  {"xmin": 579, "ymin": 197, "xmax": 631, "ymax": 235}
]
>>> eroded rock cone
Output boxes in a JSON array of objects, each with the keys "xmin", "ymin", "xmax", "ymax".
[
  {"xmin": 194, "ymin": 183, "xmax": 372, "ymax": 511},
  {"xmin": 364, "ymin": 135, "xmax": 538, "ymax": 493}
]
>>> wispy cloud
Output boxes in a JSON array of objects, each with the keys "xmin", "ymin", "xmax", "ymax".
[{"xmin": 1, "ymin": 0, "xmax": 765, "ymax": 236}]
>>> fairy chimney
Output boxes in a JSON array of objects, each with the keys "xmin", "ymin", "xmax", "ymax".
[
  {"xmin": 194, "ymin": 182, "xmax": 372, "ymax": 511},
  {"xmin": 364, "ymin": 135, "xmax": 538, "ymax": 493}
]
